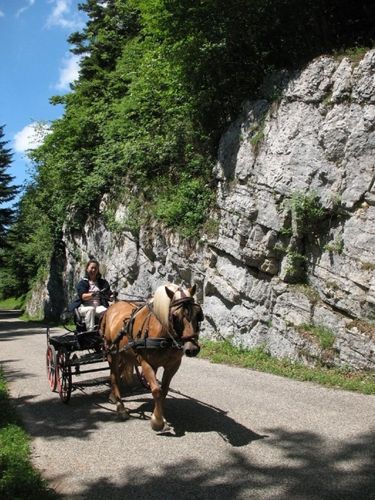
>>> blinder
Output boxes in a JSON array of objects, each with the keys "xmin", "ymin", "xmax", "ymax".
[
  {"xmin": 168, "ymin": 294, "xmax": 203, "ymax": 345},
  {"xmin": 195, "ymin": 305, "xmax": 204, "ymax": 322}
]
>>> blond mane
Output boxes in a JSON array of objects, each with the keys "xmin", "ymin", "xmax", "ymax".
[{"xmin": 152, "ymin": 283, "xmax": 191, "ymax": 328}]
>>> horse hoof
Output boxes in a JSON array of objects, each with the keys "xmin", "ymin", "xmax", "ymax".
[
  {"xmin": 108, "ymin": 393, "xmax": 117, "ymax": 404},
  {"xmin": 160, "ymin": 422, "xmax": 171, "ymax": 433},
  {"xmin": 115, "ymin": 401, "xmax": 130, "ymax": 419},
  {"xmin": 151, "ymin": 415, "xmax": 166, "ymax": 432},
  {"xmin": 118, "ymin": 412, "xmax": 130, "ymax": 421},
  {"xmin": 117, "ymin": 408, "xmax": 130, "ymax": 420}
]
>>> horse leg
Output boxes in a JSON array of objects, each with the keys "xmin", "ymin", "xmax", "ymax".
[
  {"xmin": 140, "ymin": 359, "xmax": 165, "ymax": 431},
  {"xmin": 108, "ymin": 353, "xmax": 129, "ymax": 419},
  {"xmin": 161, "ymin": 358, "xmax": 182, "ymax": 400},
  {"xmin": 108, "ymin": 354, "xmax": 117, "ymax": 403}
]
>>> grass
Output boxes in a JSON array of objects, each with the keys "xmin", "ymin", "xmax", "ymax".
[
  {"xmin": 296, "ymin": 323, "xmax": 336, "ymax": 350},
  {"xmin": 0, "ymin": 296, "xmax": 25, "ymax": 310},
  {"xmin": 0, "ymin": 369, "xmax": 58, "ymax": 499},
  {"xmin": 200, "ymin": 340, "xmax": 375, "ymax": 395},
  {"xmin": 332, "ymin": 45, "xmax": 369, "ymax": 63}
]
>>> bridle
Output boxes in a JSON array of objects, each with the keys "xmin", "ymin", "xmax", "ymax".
[{"xmin": 167, "ymin": 294, "xmax": 202, "ymax": 347}]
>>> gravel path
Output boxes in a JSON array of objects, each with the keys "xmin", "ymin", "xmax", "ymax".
[{"xmin": 1, "ymin": 310, "xmax": 375, "ymax": 499}]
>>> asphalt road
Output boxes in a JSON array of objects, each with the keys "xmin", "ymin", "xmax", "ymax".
[{"xmin": 1, "ymin": 310, "xmax": 375, "ymax": 499}]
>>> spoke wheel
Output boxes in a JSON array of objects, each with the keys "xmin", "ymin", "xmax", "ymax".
[
  {"xmin": 56, "ymin": 350, "xmax": 72, "ymax": 403},
  {"xmin": 46, "ymin": 344, "xmax": 57, "ymax": 391}
]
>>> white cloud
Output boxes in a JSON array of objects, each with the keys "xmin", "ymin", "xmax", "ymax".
[
  {"xmin": 55, "ymin": 53, "xmax": 81, "ymax": 90},
  {"xmin": 16, "ymin": 0, "xmax": 35, "ymax": 18},
  {"xmin": 0, "ymin": 9, "xmax": 4, "ymax": 17},
  {"xmin": 14, "ymin": 123, "xmax": 52, "ymax": 153},
  {"xmin": 46, "ymin": 0, "xmax": 84, "ymax": 30}
]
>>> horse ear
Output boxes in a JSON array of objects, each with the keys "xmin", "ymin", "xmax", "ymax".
[
  {"xmin": 189, "ymin": 284, "xmax": 196, "ymax": 296},
  {"xmin": 165, "ymin": 286, "xmax": 175, "ymax": 300}
]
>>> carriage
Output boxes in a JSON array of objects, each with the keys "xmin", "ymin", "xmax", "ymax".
[
  {"xmin": 45, "ymin": 284, "xmax": 203, "ymax": 431},
  {"xmin": 46, "ymin": 308, "xmax": 114, "ymax": 403}
]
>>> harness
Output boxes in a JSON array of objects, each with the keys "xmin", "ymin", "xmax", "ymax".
[{"xmin": 106, "ymin": 295, "xmax": 201, "ymax": 355}]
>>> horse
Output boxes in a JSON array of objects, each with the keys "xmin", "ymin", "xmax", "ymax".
[{"xmin": 100, "ymin": 283, "xmax": 203, "ymax": 431}]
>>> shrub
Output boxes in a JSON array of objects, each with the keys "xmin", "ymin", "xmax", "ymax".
[
  {"xmin": 290, "ymin": 192, "xmax": 326, "ymax": 235},
  {"xmin": 154, "ymin": 176, "xmax": 214, "ymax": 238}
]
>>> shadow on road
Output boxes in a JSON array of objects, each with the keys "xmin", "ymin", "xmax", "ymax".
[
  {"xmin": 12, "ymin": 383, "xmax": 264, "ymax": 448},
  {"xmin": 54, "ymin": 428, "xmax": 375, "ymax": 499},
  {"xmin": 11, "ymin": 373, "xmax": 375, "ymax": 498},
  {"xmin": 133, "ymin": 390, "xmax": 264, "ymax": 446},
  {"xmin": 0, "ymin": 358, "xmax": 34, "ymax": 382},
  {"xmin": 0, "ymin": 310, "xmax": 23, "ymax": 318},
  {"xmin": 0, "ymin": 310, "xmax": 47, "ymax": 340}
]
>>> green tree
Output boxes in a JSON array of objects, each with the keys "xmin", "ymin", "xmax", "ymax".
[
  {"xmin": 4, "ymin": 0, "xmax": 375, "ymax": 305},
  {"xmin": 0, "ymin": 125, "xmax": 18, "ymax": 249}
]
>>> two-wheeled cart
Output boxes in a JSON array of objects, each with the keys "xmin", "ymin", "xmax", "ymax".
[{"xmin": 46, "ymin": 324, "xmax": 109, "ymax": 403}]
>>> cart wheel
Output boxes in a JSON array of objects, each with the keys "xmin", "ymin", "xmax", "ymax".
[
  {"xmin": 56, "ymin": 351, "xmax": 72, "ymax": 403},
  {"xmin": 46, "ymin": 344, "xmax": 57, "ymax": 391}
]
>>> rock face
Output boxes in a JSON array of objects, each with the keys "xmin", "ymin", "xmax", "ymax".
[{"xmin": 31, "ymin": 50, "xmax": 375, "ymax": 370}]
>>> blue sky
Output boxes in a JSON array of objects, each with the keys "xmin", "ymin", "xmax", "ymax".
[{"xmin": 0, "ymin": 0, "xmax": 86, "ymax": 199}]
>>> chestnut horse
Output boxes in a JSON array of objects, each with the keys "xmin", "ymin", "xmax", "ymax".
[{"xmin": 100, "ymin": 283, "xmax": 203, "ymax": 431}]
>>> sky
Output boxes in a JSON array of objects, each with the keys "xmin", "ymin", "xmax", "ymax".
[{"xmin": 0, "ymin": 0, "xmax": 87, "ymax": 200}]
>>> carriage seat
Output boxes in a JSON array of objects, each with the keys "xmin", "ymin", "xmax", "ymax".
[
  {"xmin": 73, "ymin": 307, "xmax": 103, "ymax": 349},
  {"xmin": 73, "ymin": 307, "xmax": 87, "ymax": 333},
  {"xmin": 73, "ymin": 307, "xmax": 103, "ymax": 332},
  {"xmin": 73, "ymin": 307, "xmax": 103, "ymax": 333}
]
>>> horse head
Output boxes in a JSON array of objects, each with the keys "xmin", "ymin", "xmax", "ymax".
[{"xmin": 164, "ymin": 284, "xmax": 203, "ymax": 357}]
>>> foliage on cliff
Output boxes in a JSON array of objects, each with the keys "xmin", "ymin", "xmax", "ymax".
[{"xmin": 1, "ymin": 0, "xmax": 374, "ymax": 298}]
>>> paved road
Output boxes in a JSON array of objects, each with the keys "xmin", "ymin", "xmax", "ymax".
[{"xmin": 1, "ymin": 310, "xmax": 375, "ymax": 499}]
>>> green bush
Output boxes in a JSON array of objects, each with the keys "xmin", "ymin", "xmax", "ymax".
[
  {"xmin": 154, "ymin": 176, "xmax": 214, "ymax": 237},
  {"xmin": 291, "ymin": 192, "xmax": 326, "ymax": 235}
]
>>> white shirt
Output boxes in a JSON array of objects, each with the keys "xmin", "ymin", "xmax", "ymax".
[{"xmin": 82, "ymin": 280, "xmax": 101, "ymax": 307}]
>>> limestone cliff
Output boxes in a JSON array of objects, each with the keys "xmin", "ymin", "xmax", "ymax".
[{"xmin": 29, "ymin": 50, "xmax": 375, "ymax": 370}]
